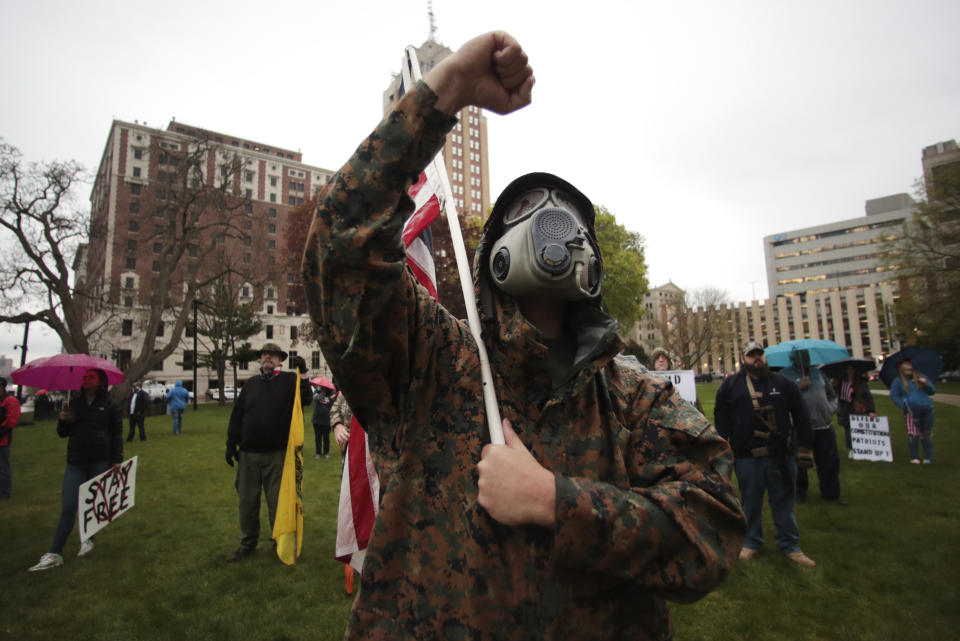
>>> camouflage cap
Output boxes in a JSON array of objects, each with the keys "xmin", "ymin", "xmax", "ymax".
[{"xmin": 742, "ymin": 341, "xmax": 764, "ymax": 356}]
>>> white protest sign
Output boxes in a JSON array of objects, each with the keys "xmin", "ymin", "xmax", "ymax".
[
  {"xmin": 653, "ymin": 370, "xmax": 697, "ymax": 404},
  {"xmin": 77, "ymin": 456, "xmax": 138, "ymax": 541},
  {"xmin": 850, "ymin": 415, "xmax": 893, "ymax": 462}
]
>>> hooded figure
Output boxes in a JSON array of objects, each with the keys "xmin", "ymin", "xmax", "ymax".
[{"xmin": 301, "ymin": 31, "xmax": 744, "ymax": 641}]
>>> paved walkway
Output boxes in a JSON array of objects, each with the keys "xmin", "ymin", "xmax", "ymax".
[{"xmin": 872, "ymin": 389, "xmax": 960, "ymax": 408}]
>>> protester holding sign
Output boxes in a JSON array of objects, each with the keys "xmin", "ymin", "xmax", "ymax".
[
  {"xmin": 833, "ymin": 365, "xmax": 875, "ymax": 456},
  {"xmin": 28, "ymin": 368, "xmax": 123, "ymax": 572},
  {"xmin": 302, "ymin": 31, "xmax": 745, "ymax": 640}
]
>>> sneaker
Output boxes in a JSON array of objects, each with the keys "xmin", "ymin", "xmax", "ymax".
[
  {"xmin": 787, "ymin": 550, "xmax": 816, "ymax": 567},
  {"xmin": 739, "ymin": 547, "xmax": 759, "ymax": 561},
  {"xmin": 227, "ymin": 547, "xmax": 255, "ymax": 562},
  {"xmin": 847, "ymin": 450, "xmax": 854, "ymax": 459},
  {"xmin": 324, "ymin": 454, "xmax": 330, "ymax": 459},
  {"xmin": 28, "ymin": 553, "xmax": 64, "ymax": 572},
  {"xmin": 922, "ymin": 459, "xmax": 932, "ymax": 464},
  {"xmin": 78, "ymin": 539, "xmax": 94, "ymax": 557},
  {"xmin": 910, "ymin": 459, "xmax": 921, "ymax": 464},
  {"xmin": 314, "ymin": 454, "xmax": 321, "ymax": 460}
]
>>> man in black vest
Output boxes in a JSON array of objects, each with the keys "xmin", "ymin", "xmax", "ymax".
[{"xmin": 714, "ymin": 342, "xmax": 817, "ymax": 567}]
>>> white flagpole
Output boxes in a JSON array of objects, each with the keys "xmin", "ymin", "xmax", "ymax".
[{"xmin": 403, "ymin": 46, "xmax": 504, "ymax": 445}]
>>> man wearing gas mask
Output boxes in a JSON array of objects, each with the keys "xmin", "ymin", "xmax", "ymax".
[{"xmin": 302, "ymin": 31, "xmax": 745, "ymax": 641}]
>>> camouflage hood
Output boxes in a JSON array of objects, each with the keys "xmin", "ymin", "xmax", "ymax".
[{"xmin": 472, "ymin": 173, "xmax": 621, "ymax": 368}]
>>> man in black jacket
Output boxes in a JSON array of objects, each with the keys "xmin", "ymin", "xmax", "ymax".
[
  {"xmin": 126, "ymin": 383, "xmax": 149, "ymax": 442},
  {"xmin": 224, "ymin": 343, "xmax": 311, "ymax": 562},
  {"xmin": 714, "ymin": 342, "xmax": 817, "ymax": 567}
]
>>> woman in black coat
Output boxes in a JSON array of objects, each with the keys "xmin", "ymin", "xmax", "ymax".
[
  {"xmin": 834, "ymin": 365, "xmax": 876, "ymax": 455},
  {"xmin": 28, "ymin": 368, "xmax": 123, "ymax": 572}
]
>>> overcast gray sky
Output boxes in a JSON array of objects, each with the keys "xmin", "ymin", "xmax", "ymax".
[{"xmin": 2, "ymin": 0, "xmax": 958, "ymax": 360}]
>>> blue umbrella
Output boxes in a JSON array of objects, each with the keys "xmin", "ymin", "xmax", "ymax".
[
  {"xmin": 879, "ymin": 346, "xmax": 943, "ymax": 388},
  {"xmin": 764, "ymin": 339, "xmax": 850, "ymax": 369}
]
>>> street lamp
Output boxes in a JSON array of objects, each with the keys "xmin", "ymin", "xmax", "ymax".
[{"xmin": 12, "ymin": 321, "xmax": 30, "ymax": 402}]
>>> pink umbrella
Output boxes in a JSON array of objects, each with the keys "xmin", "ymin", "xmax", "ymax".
[
  {"xmin": 11, "ymin": 353, "xmax": 125, "ymax": 390},
  {"xmin": 310, "ymin": 376, "xmax": 336, "ymax": 390}
]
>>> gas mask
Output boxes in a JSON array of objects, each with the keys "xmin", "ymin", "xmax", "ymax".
[{"xmin": 489, "ymin": 185, "xmax": 602, "ymax": 301}]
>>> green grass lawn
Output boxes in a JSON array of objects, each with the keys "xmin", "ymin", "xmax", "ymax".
[{"xmin": 1, "ymin": 392, "xmax": 957, "ymax": 640}]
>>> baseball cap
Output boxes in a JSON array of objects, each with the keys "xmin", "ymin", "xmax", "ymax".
[{"xmin": 742, "ymin": 341, "xmax": 765, "ymax": 355}]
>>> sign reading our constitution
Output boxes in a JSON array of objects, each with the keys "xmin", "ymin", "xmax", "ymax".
[
  {"xmin": 850, "ymin": 415, "xmax": 893, "ymax": 462},
  {"xmin": 653, "ymin": 370, "xmax": 696, "ymax": 404},
  {"xmin": 77, "ymin": 456, "xmax": 138, "ymax": 541}
]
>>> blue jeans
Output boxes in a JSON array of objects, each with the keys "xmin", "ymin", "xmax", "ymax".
[
  {"xmin": 0, "ymin": 445, "xmax": 10, "ymax": 498},
  {"xmin": 735, "ymin": 456, "xmax": 801, "ymax": 554},
  {"xmin": 171, "ymin": 409, "xmax": 184, "ymax": 434},
  {"xmin": 51, "ymin": 461, "xmax": 111, "ymax": 554},
  {"xmin": 907, "ymin": 407, "xmax": 934, "ymax": 461}
]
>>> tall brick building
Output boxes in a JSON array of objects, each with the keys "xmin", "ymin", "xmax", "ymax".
[{"xmin": 79, "ymin": 119, "xmax": 334, "ymax": 394}]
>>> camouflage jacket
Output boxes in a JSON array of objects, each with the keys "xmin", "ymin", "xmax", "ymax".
[{"xmin": 302, "ymin": 81, "xmax": 745, "ymax": 641}]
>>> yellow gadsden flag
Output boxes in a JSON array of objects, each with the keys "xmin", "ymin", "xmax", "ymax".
[{"xmin": 273, "ymin": 369, "xmax": 304, "ymax": 565}]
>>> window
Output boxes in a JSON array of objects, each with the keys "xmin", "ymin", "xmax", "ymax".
[
  {"xmin": 245, "ymin": 171, "xmax": 254, "ymax": 182},
  {"xmin": 266, "ymin": 287, "xmax": 275, "ymax": 299},
  {"xmin": 270, "ymin": 177, "xmax": 277, "ymax": 187},
  {"xmin": 244, "ymin": 203, "xmax": 253, "ymax": 213},
  {"xmin": 156, "ymin": 322, "xmax": 164, "ymax": 337},
  {"xmin": 133, "ymin": 149, "xmax": 143, "ymax": 160},
  {"xmin": 289, "ymin": 180, "xmax": 296, "ymax": 190},
  {"xmin": 246, "ymin": 188, "xmax": 253, "ymax": 198},
  {"xmin": 126, "ymin": 257, "xmax": 136, "ymax": 269},
  {"xmin": 265, "ymin": 325, "xmax": 274, "ymax": 339},
  {"xmin": 124, "ymin": 296, "xmax": 133, "ymax": 308},
  {"xmin": 288, "ymin": 196, "xmax": 296, "ymax": 206},
  {"xmin": 128, "ymin": 221, "xmax": 139, "ymax": 232},
  {"xmin": 311, "ymin": 351, "xmax": 321, "ymax": 369},
  {"xmin": 243, "ymin": 220, "xmax": 252, "ymax": 231},
  {"xmin": 182, "ymin": 350, "xmax": 195, "ymax": 371},
  {"xmin": 124, "ymin": 276, "xmax": 135, "ymax": 288},
  {"xmin": 153, "ymin": 242, "xmax": 162, "ymax": 254},
  {"xmin": 266, "ymin": 304, "xmax": 274, "ymax": 314},
  {"xmin": 241, "ymin": 285, "xmax": 250, "ymax": 297},
  {"xmin": 290, "ymin": 326, "xmax": 298, "ymax": 340},
  {"xmin": 268, "ymin": 239, "xmax": 275, "ymax": 249},
  {"xmin": 188, "ymin": 244, "xmax": 198, "ymax": 258},
  {"xmin": 130, "ymin": 184, "xmax": 141, "ymax": 195},
  {"xmin": 127, "ymin": 239, "xmax": 137, "ymax": 251},
  {"xmin": 129, "ymin": 202, "xmax": 139, "ymax": 213},
  {"xmin": 133, "ymin": 167, "xmax": 141, "ymax": 178},
  {"xmin": 268, "ymin": 224, "xmax": 276, "ymax": 234},
  {"xmin": 269, "ymin": 208, "xmax": 277, "ymax": 218},
  {"xmin": 152, "ymin": 260, "xmax": 160, "ymax": 272},
  {"xmin": 269, "ymin": 193, "xmax": 276, "ymax": 202},
  {"xmin": 185, "ymin": 324, "xmax": 194, "ymax": 338},
  {"xmin": 243, "ymin": 253, "xmax": 251, "ymax": 263},
  {"xmin": 121, "ymin": 319, "xmax": 133, "ymax": 336}
]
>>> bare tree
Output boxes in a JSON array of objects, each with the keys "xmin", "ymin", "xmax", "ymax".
[
  {"xmin": 656, "ymin": 286, "xmax": 733, "ymax": 372},
  {"xmin": 0, "ymin": 140, "xmax": 101, "ymax": 353}
]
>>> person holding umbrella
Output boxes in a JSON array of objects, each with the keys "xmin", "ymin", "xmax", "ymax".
[
  {"xmin": 889, "ymin": 359, "xmax": 936, "ymax": 464},
  {"xmin": 830, "ymin": 362, "xmax": 876, "ymax": 456},
  {"xmin": 28, "ymin": 368, "xmax": 123, "ymax": 571}
]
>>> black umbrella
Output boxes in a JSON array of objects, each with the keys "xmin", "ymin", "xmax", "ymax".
[
  {"xmin": 819, "ymin": 357, "xmax": 875, "ymax": 381},
  {"xmin": 879, "ymin": 347, "xmax": 943, "ymax": 388}
]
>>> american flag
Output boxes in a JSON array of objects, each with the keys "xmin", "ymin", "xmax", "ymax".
[{"xmin": 334, "ymin": 166, "xmax": 443, "ymax": 573}]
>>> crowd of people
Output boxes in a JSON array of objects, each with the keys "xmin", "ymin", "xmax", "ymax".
[{"xmin": 4, "ymin": 27, "xmax": 947, "ymax": 641}]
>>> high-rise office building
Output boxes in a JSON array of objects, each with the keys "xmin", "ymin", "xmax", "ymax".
[
  {"xmin": 382, "ymin": 38, "xmax": 491, "ymax": 218},
  {"xmin": 921, "ymin": 139, "xmax": 960, "ymax": 198},
  {"xmin": 763, "ymin": 193, "xmax": 914, "ymax": 299}
]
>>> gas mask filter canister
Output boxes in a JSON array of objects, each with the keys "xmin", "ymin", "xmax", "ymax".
[{"xmin": 489, "ymin": 186, "xmax": 602, "ymax": 301}]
